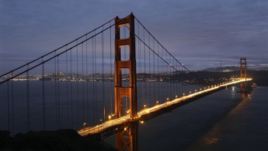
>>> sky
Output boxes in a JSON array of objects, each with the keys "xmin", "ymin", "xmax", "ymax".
[{"xmin": 1, "ymin": 0, "xmax": 268, "ymax": 72}]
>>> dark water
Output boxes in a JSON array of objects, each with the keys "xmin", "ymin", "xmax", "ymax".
[
  {"xmin": 107, "ymin": 86, "xmax": 268, "ymax": 151},
  {"xmin": 0, "ymin": 81, "xmax": 196, "ymax": 134},
  {"xmin": 1, "ymin": 81, "xmax": 267, "ymax": 150}
]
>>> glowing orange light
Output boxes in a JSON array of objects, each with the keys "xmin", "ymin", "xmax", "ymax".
[
  {"xmin": 83, "ymin": 122, "xmax": 87, "ymax": 126},
  {"xmin": 126, "ymin": 109, "xmax": 130, "ymax": 113}
]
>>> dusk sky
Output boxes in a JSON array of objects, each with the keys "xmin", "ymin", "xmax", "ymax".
[{"xmin": 1, "ymin": 0, "xmax": 268, "ymax": 72}]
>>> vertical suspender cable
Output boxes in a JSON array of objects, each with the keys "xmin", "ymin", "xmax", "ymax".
[
  {"xmin": 81, "ymin": 38, "xmax": 85, "ymax": 122},
  {"xmin": 143, "ymin": 29, "xmax": 147, "ymax": 106},
  {"xmin": 10, "ymin": 72, "xmax": 14, "ymax": 131},
  {"xmin": 85, "ymin": 34, "xmax": 89, "ymax": 123},
  {"xmin": 109, "ymin": 23, "xmax": 113, "ymax": 115},
  {"xmin": 93, "ymin": 34, "xmax": 96, "ymax": 124},
  {"xmin": 76, "ymin": 41, "xmax": 79, "ymax": 126},
  {"xmin": 153, "ymin": 40, "xmax": 156, "ymax": 102},
  {"xmin": 137, "ymin": 23, "xmax": 141, "ymax": 109},
  {"xmin": 65, "ymin": 47, "xmax": 69, "ymax": 127},
  {"xmin": 26, "ymin": 65, "xmax": 30, "ymax": 130},
  {"xmin": 148, "ymin": 35, "xmax": 151, "ymax": 106},
  {"xmin": 57, "ymin": 56, "xmax": 60, "ymax": 128},
  {"xmin": 157, "ymin": 44, "xmax": 160, "ymax": 102},
  {"xmin": 101, "ymin": 28, "xmax": 105, "ymax": 121},
  {"xmin": 41, "ymin": 59, "xmax": 46, "ymax": 130},
  {"xmin": 54, "ymin": 54, "xmax": 57, "ymax": 129},
  {"xmin": 6, "ymin": 82, "xmax": 10, "ymax": 131},
  {"xmin": 70, "ymin": 47, "xmax": 74, "ymax": 127}
]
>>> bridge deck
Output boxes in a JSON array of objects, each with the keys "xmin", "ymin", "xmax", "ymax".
[{"xmin": 78, "ymin": 78, "xmax": 252, "ymax": 136}]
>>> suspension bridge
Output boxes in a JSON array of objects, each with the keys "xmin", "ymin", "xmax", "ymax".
[{"xmin": 0, "ymin": 13, "xmax": 252, "ymax": 150}]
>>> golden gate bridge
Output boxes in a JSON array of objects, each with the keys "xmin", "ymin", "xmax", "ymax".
[{"xmin": 0, "ymin": 13, "xmax": 251, "ymax": 151}]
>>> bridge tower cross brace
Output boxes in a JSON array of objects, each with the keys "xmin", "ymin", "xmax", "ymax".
[
  {"xmin": 114, "ymin": 13, "xmax": 137, "ymax": 118},
  {"xmin": 240, "ymin": 57, "xmax": 247, "ymax": 79}
]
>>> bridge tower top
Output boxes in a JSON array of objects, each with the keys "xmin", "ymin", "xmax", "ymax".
[{"xmin": 240, "ymin": 57, "xmax": 247, "ymax": 79}]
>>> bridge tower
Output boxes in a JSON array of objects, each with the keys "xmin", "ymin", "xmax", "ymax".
[
  {"xmin": 240, "ymin": 57, "xmax": 248, "ymax": 93},
  {"xmin": 114, "ymin": 13, "xmax": 137, "ymax": 118},
  {"xmin": 114, "ymin": 13, "xmax": 138, "ymax": 151},
  {"xmin": 240, "ymin": 57, "xmax": 247, "ymax": 79}
]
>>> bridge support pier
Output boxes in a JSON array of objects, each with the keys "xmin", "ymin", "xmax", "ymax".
[{"xmin": 116, "ymin": 122, "xmax": 138, "ymax": 151}]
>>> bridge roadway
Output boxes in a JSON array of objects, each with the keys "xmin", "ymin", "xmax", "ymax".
[{"xmin": 78, "ymin": 78, "xmax": 252, "ymax": 136}]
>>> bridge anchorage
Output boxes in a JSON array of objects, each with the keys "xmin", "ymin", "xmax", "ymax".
[{"xmin": 0, "ymin": 12, "xmax": 252, "ymax": 151}]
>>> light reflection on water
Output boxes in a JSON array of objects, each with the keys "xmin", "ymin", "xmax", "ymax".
[{"xmin": 186, "ymin": 93, "xmax": 252, "ymax": 151}]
